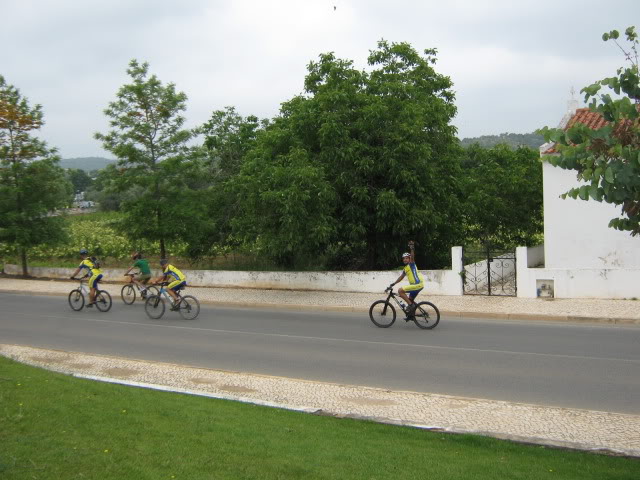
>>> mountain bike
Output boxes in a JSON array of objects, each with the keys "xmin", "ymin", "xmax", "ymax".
[
  {"xmin": 68, "ymin": 275, "xmax": 113, "ymax": 312},
  {"xmin": 369, "ymin": 285, "xmax": 440, "ymax": 329},
  {"xmin": 121, "ymin": 273, "xmax": 159, "ymax": 305},
  {"xmin": 144, "ymin": 282, "xmax": 200, "ymax": 320}
]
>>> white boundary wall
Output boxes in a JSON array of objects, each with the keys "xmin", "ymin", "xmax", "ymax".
[
  {"xmin": 516, "ymin": 246, "xmax": 640, "ymax": 299},
  {"xmin": 6, "ymin": 243, "xmax": 639, "ymax": 298},
  {"xmin": 3, "ymin": 247, "xmax": 464, "ymax": 295}
]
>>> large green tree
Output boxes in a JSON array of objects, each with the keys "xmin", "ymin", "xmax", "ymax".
[
  {"xmin": 190, "ymin": 107, "xmax": 265, "ymax": 258},
  {"xmin": 460, "ymin": 144, "xmax": 543, "ymax": 248},
  {"xmin": 539, "ymin": 26, "xmax": 640, "ymax": 235},
  {"xmin": 0, "ymin": 75, "xmax": 72, "ymax": 275},
  {"xmin": 232, "ymin": 41, "xmax": 463, "ymax": 269},
  {"xmin": 95, "ymin": 60, "xmax": 197, "ymax": 258},
  {"xmin": 66, "ymin": 168, "xmax": 93, "ymax": 194}
]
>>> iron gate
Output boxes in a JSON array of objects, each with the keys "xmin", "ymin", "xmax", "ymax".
[{"xmin": 462, "ymin": 245, "xmax": 517, "ymax": 296}]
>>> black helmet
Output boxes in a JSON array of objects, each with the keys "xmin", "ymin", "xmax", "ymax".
[
  {"xmin": 79, "ymin": 248, "xmax": 89, "ymax": 255},
  {"xmin": 159, "ymin": 258, "xmax": 168, "ymax": 266},
  {"xmin": 132, "ymin": 252, "xmax": 141, "ymax": 260}
]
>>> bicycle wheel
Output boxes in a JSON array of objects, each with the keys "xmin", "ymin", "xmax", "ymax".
[
  {"xmin": 143, "ymin": 285, "xmax": 160, "ymax": 299},
  {"xmin": 68, "ymin": 289, "xmax": 84, "ymax": 311},
  {"xmin": 369, "ymin": 300, "xmax": 396, "ymax": 328},
  {"xmin": 178, "ymin": 295, "xmax": 200, "ymax": 320},
  {"xmin": 144, "ymin": 295, "xmax": 165, "ymax": 319},
  {"xmin": 121, "ymin": 284, "xmax": 136, "ymax": 305},
  {"xmin": 95, "ymin": 290, "xmax": 113, "ymax": 312},
  {"xmin": 413, "ymin": 301, "xmax": 440, "ymax": 330}
]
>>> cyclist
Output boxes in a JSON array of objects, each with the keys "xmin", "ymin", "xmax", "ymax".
[
  {"xmin": 154, "ymin": 259, "xmax": 187, "ymax": 310},
  {"xmin": 70, "ymin": 248, "xmax": 103, "ymax": 307},
  {"xmin": 390, "ymin": 240, "xmax": 424, "ymax": 317},
  {"xmin": 124, "ymin": 252, "xmax": 152, "ymax": 298}
]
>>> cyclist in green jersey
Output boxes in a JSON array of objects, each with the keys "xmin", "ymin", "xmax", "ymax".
[
  {"xmin": 124, "ymin": 252, "xmax": 152, "ymax": 298},
  {"xmin": 390, "ymin": 240, "xmax": 424, "ymax": 316}
]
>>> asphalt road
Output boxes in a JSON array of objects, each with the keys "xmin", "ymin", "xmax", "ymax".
[{"xmin": 1, "ymin": 292, "xmax": 639, "ymax": 414}]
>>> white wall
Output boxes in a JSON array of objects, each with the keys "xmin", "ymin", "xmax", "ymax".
[
  {"xmin": 517, "ymin": 247, "xmax": 640, "ymax": 299},
  {"xmin": 543, "ymin": 162, "xmax": 640, "ymax": 269},
  {"xmin": 3, "ymin": 248, "xmax": 465, "ymax": 295}
]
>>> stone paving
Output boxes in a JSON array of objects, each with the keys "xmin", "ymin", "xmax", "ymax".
[
  {"xmin": 2, "ymin": 276, "xmax": 640, "ymax": 457},
  {"xmin": 2, "ymin": 344, "xmax": 639, "ymax": 457}
]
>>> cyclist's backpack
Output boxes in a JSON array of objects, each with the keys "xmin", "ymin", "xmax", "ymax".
[{"xmin": 90, "ymin": 256, "xmax": 101, "ymax": 268}]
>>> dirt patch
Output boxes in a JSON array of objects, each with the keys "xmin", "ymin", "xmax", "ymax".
[
  {"xmin": 218, "ymin": 384, "xmax": 258, "ymax": 394},
  {"xmin": 29, "ymin": 355, "xmax": 69, "ymax": 364},
  {"xmin": 190, "ymin": 377, "xmax": 218, "ymax": 385},
  {"xmin": 102, "ymin": 367, "xmax": 139, "ymax": 378},
  {"xmin": 66, "ymin": 362, "xmax": 94, "ymax": 370}
]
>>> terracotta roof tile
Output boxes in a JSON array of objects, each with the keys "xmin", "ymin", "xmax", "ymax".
[
  {"xmin": 565, "ymin": 108, "xmax": 608, "ymax": 130},
  {"xmin": 542, "ymin": 108, "xmax": 607, "ymax": 154}
]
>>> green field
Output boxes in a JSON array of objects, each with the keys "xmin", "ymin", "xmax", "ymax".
[
  {"xmin": 0, "ymin": 211, "xmax": 285, "ymax": 272},
  {"xmin": 1, "ymin": 356, "xmax": 637, "ymax": 479}
]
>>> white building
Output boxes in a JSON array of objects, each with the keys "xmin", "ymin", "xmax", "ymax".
[{"xmin": 516, "ymin": 101, "xmax": 640, "ymax": 299}]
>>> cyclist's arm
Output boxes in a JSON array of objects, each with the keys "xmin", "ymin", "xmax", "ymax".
[
  {"xmin": 70, "ymin": 266, "xmax": 82, "ymax": 278},
  {"xmin": 125, "ymin": 265, "xmax": 135, "ymax": 275},
  {"xmin": 153, "ymin": 273, "xmax": 168, "ymax": 284},
  {"xmin": 392, "ymin": 271, "xmax": 406, "ymax": 285},
  {"xmin": 408, "ymin": 240, "xmax": 416, "ymax": 263}
]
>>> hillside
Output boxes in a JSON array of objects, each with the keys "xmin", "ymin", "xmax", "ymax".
[
  {"xmin": 459, "ymin": 132, "xmax": 544, "ymax": 150},
  {"xmin": 60, "ymin": 157, "xmax": 115, "ymax": 171}
]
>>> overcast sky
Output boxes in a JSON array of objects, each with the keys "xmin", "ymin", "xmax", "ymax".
[{"xmin": 1, "ymin": 0, "xmax": 638, "ymax": 158}]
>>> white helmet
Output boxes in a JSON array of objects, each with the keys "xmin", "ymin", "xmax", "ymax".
[{"xmin": 402, "ymin": 252, "xmax": 411, "ymax": 258}]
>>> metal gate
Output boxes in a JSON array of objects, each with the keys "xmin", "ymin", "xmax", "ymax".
[{"xmin": 462, "ymin": 245, "xmax": 517, "ymax": 296}]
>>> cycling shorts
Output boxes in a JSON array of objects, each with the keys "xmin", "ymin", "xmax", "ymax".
[
  {"xmin": 89, "ymin": 274, "xmax": 103, "ymax": 289},
  {"xmin": 168, "ymin": 280, "xmax": 186, "ymax": 292},
  {"xmin": 137, "ymin": 274, "xmax": 151, "ymax": 284},
  {"xmin": 401, "ymin": 282, "xmax": 423, "ymax": 300}
]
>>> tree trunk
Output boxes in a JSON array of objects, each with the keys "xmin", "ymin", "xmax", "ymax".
[
  {"xmin": 20, "ymin": 247, "xmax": 28, "ymax": 277},
  {"xmin": 157, "ymin": 208, "xmax": 166, "ymax": 259}
]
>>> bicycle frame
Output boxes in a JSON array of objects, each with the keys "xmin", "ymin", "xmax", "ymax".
[
  {"xmin": 156, "ymin": 283, "xmax": 184, "ymax": 303},
  {"xmin": 126, "ymin": 272, "xmax": 149, "ymax": 292},
  {"xmin": 76, "ymin": 275, "xmax": 91, "ymax": 295},
  {"xmin": 384, "ymin": 287, "xmax": 408, "ymax": 313}
]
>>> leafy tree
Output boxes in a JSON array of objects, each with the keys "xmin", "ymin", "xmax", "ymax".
[
  {"xmin": 95, "ymin": 60, "xmax": 197, "ymax": 258},
  {"xmin": 189, "ymin": 107, "xmax": 265, "ymax": 258},
  {"xmin": 460, "ymin": 144, "xmax": 543, "ymax": 248},
  {"xmin": 66, "ymin": 168, "xmax": 93, "ymax": 194},
  {"xmin": 460, "ymin": 132, "xmax": 545, "ymax": 150},
  {"xmin": 0, "ymin": 75, "xmax": 72, "ymax": 275},
  {"xmin": 84, "ymin": 164, "xmax": 125, "ymax": 212},
  {"xmin": 232, "ymin": 41, "xmax": 463, "ymax": 269},
  {"xmin": 539, "ymin": 26, "xmax": 640, "ymax": 235}
]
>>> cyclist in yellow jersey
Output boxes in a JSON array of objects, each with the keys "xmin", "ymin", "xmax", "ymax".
[
  {"xmin": 155, "ymin": 259, "xmax": 187, "ymax": 308},
  {"xmin": 70, "ymin": 248, "xmax": 103, "ymax": 307},
  {"xmin": 390, "ymin": 240, "xmax": 424, "ymax": 317}
]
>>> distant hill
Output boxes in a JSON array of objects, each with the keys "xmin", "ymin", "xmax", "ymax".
[
  {"xmin": 459, "ymin": 132, "xmax": 545, "ymax": 150},
  {"xmin": 60, "ymin": 157, "xmax": 115, "ymax": 171}
]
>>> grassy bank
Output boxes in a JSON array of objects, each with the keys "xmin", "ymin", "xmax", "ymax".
[{"xmin": 1, "ymin": 356, "xmax": 637, "ymax": 479}]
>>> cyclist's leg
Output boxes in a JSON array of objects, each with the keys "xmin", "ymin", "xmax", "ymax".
[
  {"xmin": 137, "ymin": 274, "xmax": 151, "ymax": 292},
  {"xmin": 88, "ymin": 274, "xmax": 103, "ymax": 304},
  {"xmin": 167, "ymin": 280, "xmax": 185, "ymax": 304},
  {"xmin": 398, "ymin": 287, "xmax": 412, "ymax": 305},
  {"xmin": 404, "ymin": 284, "xmax": 424, "ymax": 312}
]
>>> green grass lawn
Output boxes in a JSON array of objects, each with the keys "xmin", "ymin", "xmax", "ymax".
[{"xmin": 1, "ymin": 356, "xmax": 637, "ymax": 479}]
